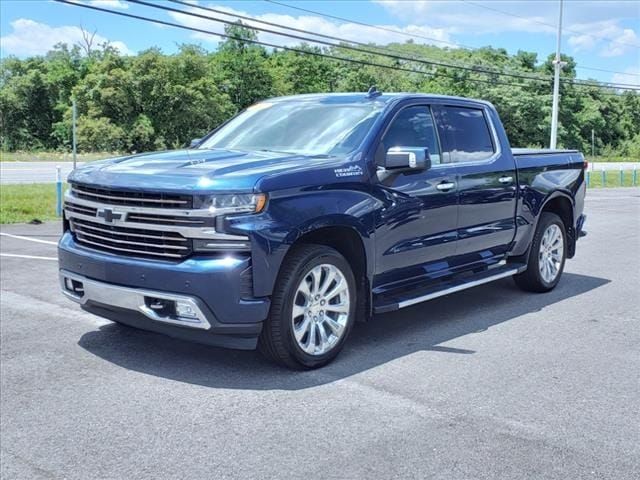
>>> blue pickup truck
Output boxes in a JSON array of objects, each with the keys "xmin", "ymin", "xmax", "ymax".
[{"xmin": 59, "ymin": 91, "xmax": 587, "ymax": 368}]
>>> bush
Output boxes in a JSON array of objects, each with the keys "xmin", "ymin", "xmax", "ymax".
[
  {"xmin": 128, "ymin": 114, "xmax": 155, "ymax": 152},
  {"xmin": 77, "ymin": 115, "xmax": 126, "ymax": 152}
]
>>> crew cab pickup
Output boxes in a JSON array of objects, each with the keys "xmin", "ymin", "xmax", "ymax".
[{"xmin": 59, "ymin": 91, "xmax": 587, "ymax": 368}]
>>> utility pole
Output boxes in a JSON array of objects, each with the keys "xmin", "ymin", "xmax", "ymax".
[
  {"xmin": 591, "ymin": 129, "xmax": 595, "ymax": 158},
  {"xmin": 550, "ymin": 0, "xmax": 565, "ymax": 150},
  {"xmin": 72, "ymin": 99, "xmax": 77, "ymax": 169}
]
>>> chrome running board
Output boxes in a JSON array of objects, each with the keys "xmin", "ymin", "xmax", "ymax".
[{"xmin": 374, "ymin": 264, "xmax": 526, "ymax": 313}]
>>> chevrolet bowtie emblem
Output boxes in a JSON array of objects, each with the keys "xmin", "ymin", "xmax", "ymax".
[{"xmin": 97, "ymin": 208, "xmax": 124, "ymax": 223}]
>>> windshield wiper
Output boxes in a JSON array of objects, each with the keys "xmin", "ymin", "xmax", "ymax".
[
  {"xmin": 258, "ymin": 149, "xmax": 298, "ymax": 155},
  {"xmin": 258, "ymin": 149, "xmax": 334, "ymax": 158}
]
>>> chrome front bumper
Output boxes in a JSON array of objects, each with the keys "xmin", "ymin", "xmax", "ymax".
[{"xmin": 59, "ymin": 270, "xmax": 211, "ymax": 330}]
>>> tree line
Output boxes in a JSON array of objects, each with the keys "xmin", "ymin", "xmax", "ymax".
[{"xmin": 1, "ymin": 22, "xmax": 639, "ymax": 157}]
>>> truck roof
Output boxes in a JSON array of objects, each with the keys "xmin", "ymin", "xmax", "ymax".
[{"xmin": 267, "ymin": 92, "xmax": 494, "ymax": 108}]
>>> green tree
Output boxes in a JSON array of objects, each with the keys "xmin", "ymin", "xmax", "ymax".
[
  {"xmin": 0, "ymin": 34, "xmax": 637, "ymax": 155},
  {"xmin": 214, "ymin": 22, "xmax": 274, "ymax": 109}
]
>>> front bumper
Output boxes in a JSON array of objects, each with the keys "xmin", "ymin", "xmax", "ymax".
[{"xmin": 58, "ymin": 232, "xmax": 270, "ymax": 350}]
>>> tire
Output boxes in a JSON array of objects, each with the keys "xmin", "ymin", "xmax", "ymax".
[
  {"xmin": 514, "ymin": 212, "xmax": 567, "ymax": 293},
  {"xmin": 258, "ymin": 244, "xmax": 357, "ymax": 369}
]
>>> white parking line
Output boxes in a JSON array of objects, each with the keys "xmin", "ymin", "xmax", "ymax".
[
  {"xmin": 2, "ymin": 290, "xmax": 110, "ymax": 327},
  {"xmin": 0, "ymin": 253, "xmax": 58, "ymax": 261},
  {"xmin": 0, "ymin": 232, "xmax": 58, "ymax": 245}
]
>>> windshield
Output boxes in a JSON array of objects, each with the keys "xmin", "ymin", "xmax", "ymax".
[{"xmin": 199, "ymin": 101, "xmax": 383, "ymax": 156}]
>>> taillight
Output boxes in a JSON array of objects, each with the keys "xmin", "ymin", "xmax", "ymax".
[{"xmin": 583, "ymin": 160, "xmax": 589, "ymax": 170}]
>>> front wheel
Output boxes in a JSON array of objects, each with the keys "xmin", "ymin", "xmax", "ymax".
[
  {"xmin": 514, "ymin": 212, "xmax": 567, "ymax": 293},
  {"xmin": 258, "ymin": 244, "xmax": 356, "ymax": 369}
]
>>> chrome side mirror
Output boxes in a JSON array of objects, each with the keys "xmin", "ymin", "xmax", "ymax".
[{"xmin": 384, "ymin": 147, "xmax": 431, "ymax": 171}]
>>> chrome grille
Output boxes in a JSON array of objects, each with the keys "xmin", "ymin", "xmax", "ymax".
[
  {"xmin": 63, "ymin": 186, "xmax": 249, "ymax": 261},
  {"xmin": 126, "ymin": 212, "xmax": 206, "ymax": 227},
  {"xmin": 64, "ymin": 201, "xmax": 97, "ymax": 217},
  {"xmin": 71, "ymin": 183, "xmax": 192, "ymax": 209},
  {"xmin": 70, "ymin": 217, "xmax": 191, "ymax": 260}
]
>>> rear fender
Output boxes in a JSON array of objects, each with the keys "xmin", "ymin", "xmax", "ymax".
[{"xmin": 510, "ymin": 190, "xmax": 576, "ymax": 261}]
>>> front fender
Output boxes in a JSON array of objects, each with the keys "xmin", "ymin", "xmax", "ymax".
[{"xmin": 226, "ymin": 186, "xmax": 380, "ymax": 297}]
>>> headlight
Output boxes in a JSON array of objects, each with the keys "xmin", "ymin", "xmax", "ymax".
[{"xmin": 193, "ymin": 193, "xmax": 267, "ymax": 213}]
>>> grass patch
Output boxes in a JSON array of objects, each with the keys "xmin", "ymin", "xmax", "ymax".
[
  {"xmin": 0, "ymin": 151, "xmax": 118, "ymax": 162},
  {"xmin": 0, "ymin": 183, "xmax": 65, "ymax": 224},
  {"xmin": 586, "ymin": 169, "xmax": 639, "ymax": 188},
  {"xmin": 585, "ymin": 156, "xmax": 639, "ymax": 163}
]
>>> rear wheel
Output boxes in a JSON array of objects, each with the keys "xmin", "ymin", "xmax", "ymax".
[
  {"xmin": 514, "ymin": 212, "xmax": 567, "ymax": 292},
  {"xmin": 258, "ymin": 244, "xmax": 356, "ymax": 369}
]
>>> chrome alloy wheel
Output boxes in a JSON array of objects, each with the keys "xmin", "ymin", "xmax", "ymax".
[
  {"xmin": 291, "ymin": 264, "xmax": 350, "ymax": 356},
  {"xmin": 538, "ymin": 224, "xmax": 564, "ymax": 284}
]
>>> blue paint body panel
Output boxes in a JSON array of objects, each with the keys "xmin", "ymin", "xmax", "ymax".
[{"xmin": 59, "ymin": 92, "xmax": 586, "ymax": 349}]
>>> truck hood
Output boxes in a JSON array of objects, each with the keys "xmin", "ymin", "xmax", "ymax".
[{"xmin": 68, "ymin": 148, "xmax": 357, "ymax": 193}]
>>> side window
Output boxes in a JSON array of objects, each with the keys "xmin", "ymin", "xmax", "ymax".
[
  {"xmin": 440, "ymin": 106, "xmax": 495, "ymax": 163},
  {"xmin": 379, "ymin": 106, "xmax": 441, "ymax": 165}
]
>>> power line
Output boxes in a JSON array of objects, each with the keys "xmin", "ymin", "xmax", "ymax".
[
  {"xmin": 51, "ymin": 0, "xmax": 504, "ymax": 87},
  {"xmin": 132, "ymin": 0, "xmax": 533, "ymax": 87},
  {"xmin": 145, "ymin": 0, "xmax": 640, "ymax": 91},
  {"xmin": 576, "ymin": 65, "xmax": 640, "ymax": 78},
  {"xmin": 461, "ymin": 0, "xmax": 640, "ymax": 49},
  {"xmin": 264, "ymin": 0, "xmax": 474, "ymax": 50},
  {"xmin": 172, "ymin": 0, "xmax": 554, "ymax": 82},
  {"xmin": 267, "ymin": 0, "xmax": 640, "ymax": 80},
  {"xmin": 53, "ymin": 0, "xmax": 633, "ymax": 96},
  {"xmin": 171, "ymin": 0, "xmax": 550, "ymax": 82}
]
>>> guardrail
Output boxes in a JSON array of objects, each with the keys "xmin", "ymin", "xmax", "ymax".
[{"xmin": 586, "ymin": 165, "xmax": 638, "ymax": 188}]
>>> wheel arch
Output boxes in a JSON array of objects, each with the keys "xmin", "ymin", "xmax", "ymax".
[
  {"xmin": 288, "ymin": 223, "xmax": 372, "ymax": 321},
  {"xmin": 539, "ymin": 193, "xmax": 576, "ymax": 258}
]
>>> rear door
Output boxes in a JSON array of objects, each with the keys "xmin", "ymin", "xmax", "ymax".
[{"xmin": 434, "ymin": 104, "xmax": 517, "ymax": 263}]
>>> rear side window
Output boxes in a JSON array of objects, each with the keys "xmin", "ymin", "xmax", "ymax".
[{"xmin": 440, "ymin": 106, "xmax": 495, "ymax": 163}]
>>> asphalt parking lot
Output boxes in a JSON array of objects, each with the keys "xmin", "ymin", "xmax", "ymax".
[{"xmin": 1, "ymin": 188, "xmax": 639, "ymax": 479}]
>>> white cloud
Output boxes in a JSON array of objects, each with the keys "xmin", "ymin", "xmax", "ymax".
[
  {"xmin": 611, "ymin": 66, "xmax": 640, "ymax": 87},
  {"xmin": 373, "ymin": 0, "xmax": 555, "ymax": 35},
  {"xmin": 373, "ymin": 1, "xmax": 433, "ymax": 22},
  {"xmin": 83, "ymin": 0, "xmax": 129, "ymax": 9},
  {"xmin": 602, "ymin": 29, "xmax": 639, "ymax": 57},
  {"xmin": 374, "ymin": 0, "xmax": 639, "ymax": 53},
  {"xmin": 167, "ymin": 3, "xmax": 455, "ymax": 49},
  {"xmin": 567, "ymin": 20, "xmax": 639, "ymax": 57},
  {"xmin": 0, "ymin": 18, "xmax": 132, "ymax": 56},
  {"xmin": 568, "ymin": 34, "xmax": 597, "ymax": 52}
]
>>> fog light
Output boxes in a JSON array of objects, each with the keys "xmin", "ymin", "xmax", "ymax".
[
  {"xmin": 176, "ymin": 300, "xmax": 198, "ymax": 319},
  {"xmin": 64, "ymin": 277, "xmax": 84, "ymax": 295}
]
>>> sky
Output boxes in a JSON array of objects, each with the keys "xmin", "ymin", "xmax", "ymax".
[{"xmin": 1, "ymin": 0, "xmax": 639, "ymax": 86}]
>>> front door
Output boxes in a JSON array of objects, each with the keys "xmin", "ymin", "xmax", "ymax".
[{"xmin": 373, "ymin": 105, "xmax": 458, "ymax": 285}]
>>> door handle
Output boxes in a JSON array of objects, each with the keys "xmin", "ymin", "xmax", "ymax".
[
  {"xmin": 499, "ymin": 176, "xmax": 514, "ymax": 184},
  {"xmin": 436, "ymin": 181, "xmax": 456, "ymax": 191}
]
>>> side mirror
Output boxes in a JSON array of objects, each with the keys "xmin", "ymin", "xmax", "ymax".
[
  {"xmin": 384, "ymin": 147, "xmax": 431, "ymax": 171},
  {"xmin": 189, "ymin": 138, "xmax": 201, "ymax": 148}
]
